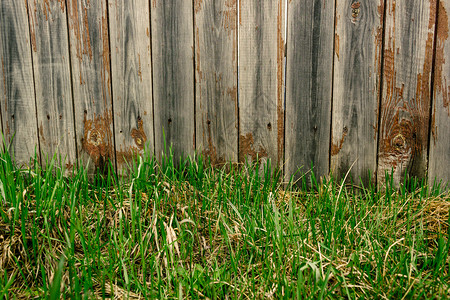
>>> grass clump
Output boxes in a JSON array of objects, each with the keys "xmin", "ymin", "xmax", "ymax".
[{"xmin": 0, "ymin": 147, "xmax": 449, "ymax": 299}]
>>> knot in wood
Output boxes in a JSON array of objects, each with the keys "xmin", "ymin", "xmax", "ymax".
[
  {"xmin": 88, "ymin": 129, "xmax": 103, "ymax": 146},
  {"xmin": 392, "ymin": 134, "xmax": 406, "ymax": 149},
  {"xmin": 351, "ymin": 2, "xmax": 361, "ymax": 22}
]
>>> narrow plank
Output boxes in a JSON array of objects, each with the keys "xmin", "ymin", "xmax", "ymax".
[
  {"xmin": 67, "ymin": 0, "xmax": 115, "ymax": 173},
  {"xmin": 239, "ymin": 0, "xmax": 286, "ymax": 166},
  {"xmin": 377, "ymin": 0, "xmax": 437, "ymax": 187},
  {"xmin": 331, "ymin": 0, "xmax": 384, "ymax": 185},
  {"xmin": 285, "ymin": 0, "xmax": 335, "ymax": 183},
  {"xmin": 27, "ymin": 0, "xmax": 76, "ymax": 170},
  {"xmin": 109, "ymin": 0, "xmax": 154, "ymax": 172},
  {"xmin": 151, "ymin": 0, "xmax": 194, "ymax": 161},
  {"xmin": 0, "ymin": 0, "xmax": 38, "ymax": 166},
  {"xmin": 194, "ymin": 0, "xmax": 238, "ymax": 165},
  {"xmin": 429, "ymin": 0, "xmax": 450, "ymax": 187}
]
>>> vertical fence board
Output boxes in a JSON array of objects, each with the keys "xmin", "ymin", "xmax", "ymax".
[
  {"xmin": 194, "ymin": 0, "xmax": 238, "ymax": 164},
  {"xmin": 0, "ymin": 0, "xmax": 38, "ymax": 166},
  {"xmin": 27, "ymin": 0, "xmax": 76, "ymax": 169},
  {"xmin": 377, "ymin": 0, "xmax": 436, "ymax": 186},
  {"xmin": 429, "ymin": 0, "xmax": 450, "ymax": 187},
  {"xmin": 67, "ymin": 0, "xmax": 114, "ymax": 173},
  {"xmin": 151, "ymin": 0, "xmax": 194, "ymax": 160},
  {"xmin": 285, "ymin": 0, "xmax": 335, "ymax": 183},
  {"xmin": 331, "ymin": 0, "xmax": 384, "ymax": 185},
  {"xmin": 109, "ymin": 0, "xmax": 154, "ymax": 172},
  {"xmin": 239, "ymin": 0, "xmax": 285, "ymax": 166}
]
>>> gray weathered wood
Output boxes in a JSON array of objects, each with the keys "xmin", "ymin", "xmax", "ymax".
[
  {"xmin": 194, "ymin": 0, "xmax": 238, "ymax": 165},
  {"xmin": 151, "ymin": 0, "xmax": 194, "ymax": 161},
  {"xmin": 429, "ymin": 0, "xmax": 450, "ymax": 187},
  {"xmin": 377, "ymin": 0, "xmax": 436, "ymax": 187},
  {"xmin": 67, "ymin": 0, "xmax": 115, "ymax": 173},
  {"xmin": 239, "ymin": 0, "xmax": 285, "ymax": 166},
  {"xmin": 285, "ymin": 0, "xmax": 335, "ymax": 183},
  {"xmin": 331, "ymin": 0, "xmax": 384, "ymax": 185},
  {"xmin": 27, "ymin": 0, "xmax": 76, "ymax": 170},
  {"xmin": 109, "ymin": 0, "xmax": 154, "ymax": 172},
  {"xmin": 0, "ymin": 0, "xmax": 38, "ymax": 166}
]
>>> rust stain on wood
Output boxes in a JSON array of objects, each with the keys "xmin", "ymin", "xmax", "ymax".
[
  {"xmin": 195, "ymin": 27, "xmax": 202, "ymax": 82},
  {"xmin": 223, "ymin": 0, "xmax": 237, "ymax": 36},
  {"xmin": 434, "ymin": 2, "xmax": 450, "ymax": 116},
  {"xmin": 131, "ymin": 118, "xmax": 147, "ymax": 150},
  {"xmin": 276, "ymin": 0, "xmax": 284, "ymax": 163},
  {"xmin": 227, "ymin": 85, "xmax": 237, "ymax": 103},
  {"xmin": 68, "ymin": 0, "xmax": 93, "ymax": 62},
  {"xmin": 82, "ymin": 110, "xmax": 114, "ymax": 169},
  {"xmin": 194, "ymin": 0, "xmax": 203, "ymax": 14},
  {"xmin": 101, "ymin": 6, "xmax": 111, "ymax": 102},
  {"xmin": 138, "ymin": 53, "xmax": 142, "ymax": 81},
  {"xmin": 27, "ymin": 0, "xmax": 38, "ymax": 52},
  {"xmin": 116, "ymin": 118, "xmax": 148, "ymax": 165},
  {"xmin": 331, "ymin": 128, "xmax": 348, "ymax": 156},
  {"xmin": 227, "ymin": 86, "xmax": 238, "ymax": 129},
  {"xmin": 379, "ymin": 1, "xmax": 437, "ymax": 176},
  {"xmin": 202, "ymin": 118, "xmax": 223, "ymax": 165},
  {"xmin": 239, "ymin": 133, "xmax": 268, "ymax": 162}
]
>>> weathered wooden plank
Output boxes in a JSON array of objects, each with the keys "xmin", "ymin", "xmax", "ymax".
[
  {"xmin": 429, "ymin": 0, "xmax": 450, "ymax": 187},
  {"xmin": 285, "ymin": 0, "xmax": 335, "ymax": 183},
  {"xmin": 109, "ymin": 0, "xmax": 154, "ymax": 172},
  {"xmin": 27, "ymin": 0, "xmax": 76, "ymax": 170},
  {"xmin": 377, "ymin": 0, "xmax": 436, "ymax": 186},
  {"xmin": 67, "ymin": 0, "xmax": 115, "ymax": 173},
  {"xmin": 239, "ymin": 0, "xmax": 285, "ymax": 166},
  {"xmin": 194, "ymin": 0, "xmax": 238, "ymax": 165},
  {"xmin": 331, "ymin": 0, "xmax": 384, "ymax": 185},
  {"xmin": 0, "ymin": 0, "xmax": 39, "ymax": 166},
  {"xmin": 151, "ymin": 0, "xmax": 194, "ymax": 161}
]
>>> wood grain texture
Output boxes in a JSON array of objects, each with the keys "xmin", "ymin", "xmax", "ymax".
[
  {"xmin": 194, "ymin": 0, "xmax": 238, "ymax": 165},
  {"xmin": 151, "ymin": 0, "xmax": 194, "ymax": 161},
  {"xmin": 67, "ymin": 0, "xmax": 115, "ymax": 173},
  {"xmin": 377, "ymin": 0, "xmax": 436, "ymax": 186},
  {"xmin": 331, "ymin": 0, "xmax": 384, "ymax": 185},
  {"xmin": 285, "ymin": 0, "xmax": 335, "ymax": 182},
  {"xmin": 239, "ymin": 0, "xmax": 285, "ymax": 166},
  {"xmin": 429, "ymin": 0, "xmax": 450, "ymax": 187},
  {"xmin": 0, "ymin": 0, "xmax": 38, "ymax": 166},
  {"xmin": 27, "ymin": 0, "xmax": 76, "ymax": 169},
  {"xmin": 109, "ymin": 0, "xmax": 154, "ymax": 171}
]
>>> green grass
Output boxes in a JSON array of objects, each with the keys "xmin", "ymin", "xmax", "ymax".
[{"xmin": 0, "ymin": 145, "xmax": 449, "ymax": 299}]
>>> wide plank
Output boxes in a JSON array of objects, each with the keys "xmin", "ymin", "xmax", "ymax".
[
  {"xmin": 239, "ymin": 0, "xmax": 285, "ymax": 167},
  {"xmin": 0, "ymin": 0, "xmax": 38, "ymax": 166},
  {"xmin": 151, "ymin": 0, "xmax": 194, "ymax": 161},
  {"xmin": 194, "ymin": 0, "xmax": 238, "ymax": 165},
  {"xmin": 109, "ymin": 0, "xmax": 154, "ymax": 172},
  {"xmin": 67, "ymin": 0, "xmax": 115, "ymax": 173},
  {"xmin": 377, "ymin": 0, "xmax": 436, "ymax": 187},
  {"xmin": 331, "ymin": 0, "xmax": 384, "ymax": 185},
  {"xmin": 285, "ymin": 0, "xmax": 335, "ymax": 184},
  {"xmin": 27, "ymin": 0, "xmax": 76, "ymax": 170},
  {"xmin": 429, "ymin": 0, "xmax": 450, "ymax": 187}
]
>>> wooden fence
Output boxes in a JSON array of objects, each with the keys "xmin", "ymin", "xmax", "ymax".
[{"xmin": 0, "ymin": 0, "xmax": 449, "ymax": 187}]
